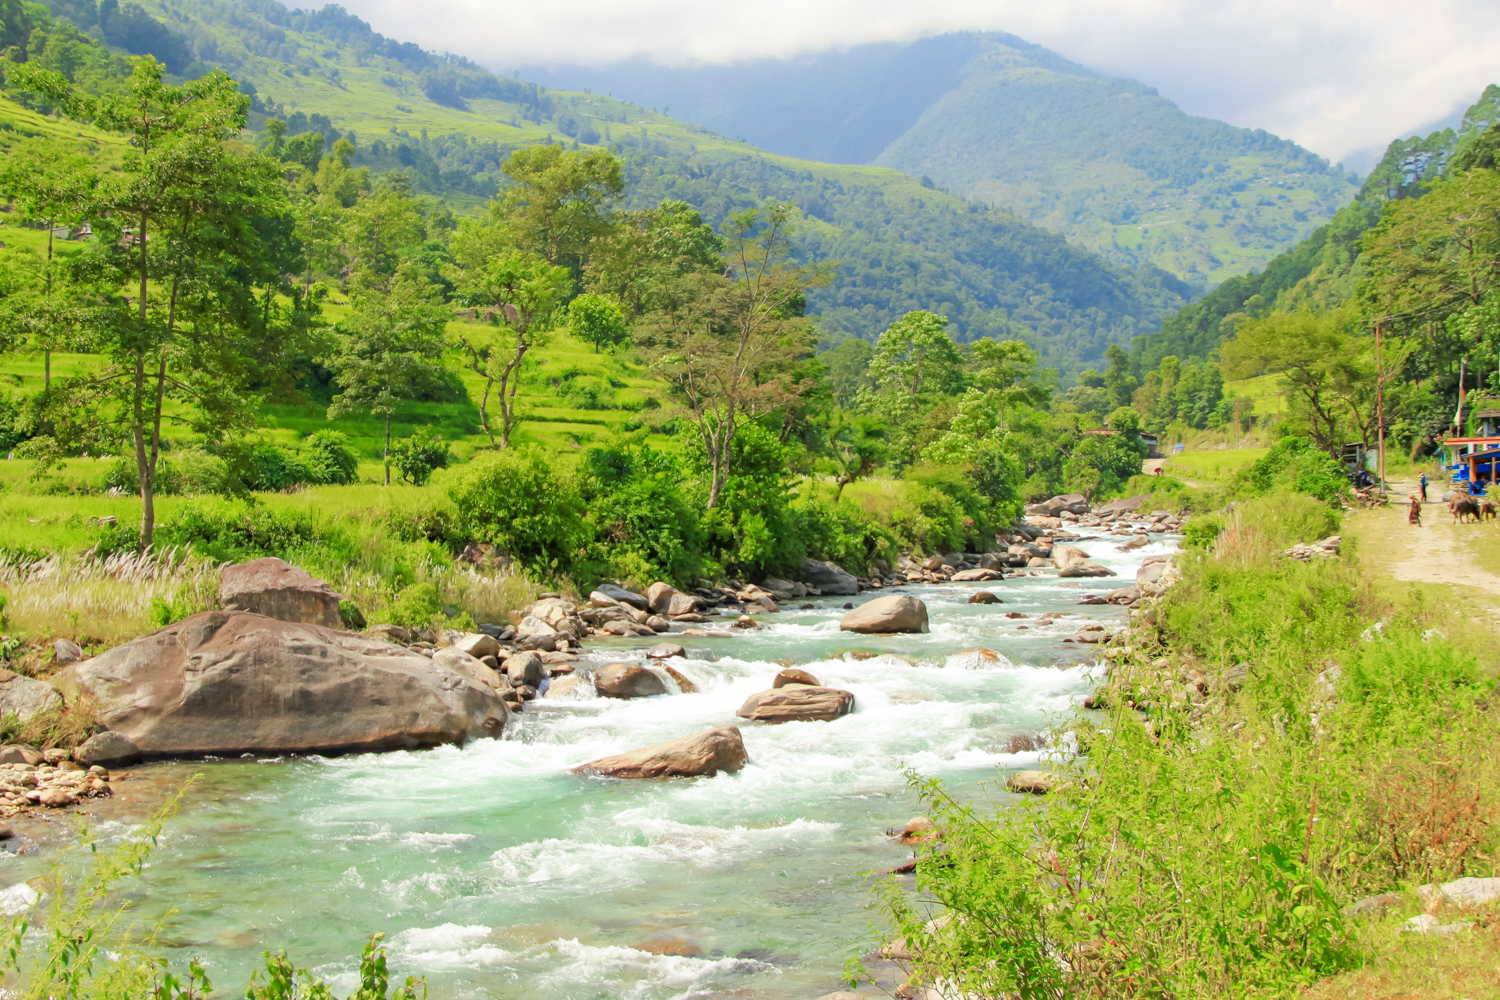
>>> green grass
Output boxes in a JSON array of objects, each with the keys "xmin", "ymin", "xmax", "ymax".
[
  {"xmin": 1163, "ymin": 446, "xmax": 1269, "ymax": 480},
  {"xmin": 1224, "ymin": 373, "xmax": 1290, "ymax": 415}
]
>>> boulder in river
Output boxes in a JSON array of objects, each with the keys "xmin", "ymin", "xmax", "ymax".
[
  {"xmin": 594, "ymin": 584, "xmax": 648, "ymax": 609},
  {"xmin": 504, "ymin": 651, "xmax": 546, "ymax": 687},
  {"xmin": 646, "ymin": 581, "xmax": 677, "ymax": 615},
  {"xmin": 1006, "ymin": 770, "xmax": 1056, "ymax": 795},
  {"xmin": 449, "ymin": 632, "xmax": 500, "ymax": 660},
  {"xmin": 800, "ymin": 557, "xmax": 858, "ymax": 595},
  {"xmin": 219, "ymin": 557, "xmax": 344, "ymax": 629},
  {"xmin": 433, "ymin": 647, "xmax": 503, "ymax": 688},
  {"xmin": 593, "ymin": 663, "xmax": 669, "ymax": 699},
  {"xmin": 738, "ymin": 685, "xmax": 855, "ymax": 723},
  {"xmin": 0, "ymin": 668, "xmax": 61, "ymax": 721},
  {"xmin": 1050, "ymin": 544, "xmax": 1092, "ymax": 570},
  {"xmin": 772, "ymin": 668, "xmax": 820, "ymax": 688},
  {"xmin": 74, "ymin": 731, "xmax": 141, "ymax": 767},
  {"xmin": 951, "ymin": 568, "xmax": 1002, "ymax": 581},
  {"xmin": 968, "ymin": 591, "xmax": 1002, "ymax": 605},
  {"xmin": 54, "ymin": 611, "xmax": 508, "ymax": 757},
  {"xmin": 646, "ymin": 642, "xmax": 686, "ymax": 659},
  {"xmin": 1059, "ymin": 560, "xmax": 1116, "ymax": 578},
  {"xmin": 573, "ymin": 725, "xmax": 748, "ymax": 778},
  {"xmin": 839, "ymin": 594, "xmax": 929, "ymax": 634}
]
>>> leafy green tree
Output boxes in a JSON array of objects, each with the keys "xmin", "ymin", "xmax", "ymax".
[
  {"xmin": 325, "ymin": 265, "xmax": 449, "ymax": 484},
  {"xmin": 0, "ymin": 137, "xmax": 99, "ymax": 389},
  {"xmin": 390, "ymin": 427, "xmax": 449, "ymax": 486},
  {"xmin": 858, "ymin": 310, "xmax": 965, "ymax": 465},
  {"xmin": 11, "ymin": 58, "xmax": 309, "ymax": 546},
  {"xmin": 824, "ymin": 337, "xmax": 873, "ymax": 407},
  {"xmin": 638, "ymin": 202, "xmax": 826, "ymax": 508},
  {"xmin": 827, "ymin": 413, "xmax": 887, "ymax": 497},
  {"xmin": 567, "ymin": 292, "xmax": 627, "ymax": 352},
  {"xmin": 447, "ymin": 235, "xmax": 571, "ymax": 447},
  {"xmin": 448, "ymin": 447, "xmax": 588, "ymax": 573},
  {"xmin": 490, "ymin": 144, "xmax": 623, "ymax": 276},
  {"xmin": 259, "ymin": 117, "xmax": 288, "ymax": 158},
  {"xmin": 584, "ymin": 198, "xmax": 723, "ymax": 316},
  {"xmin": 1103, "ymin": 343, "xmax": 1137, "ymax": 409}
]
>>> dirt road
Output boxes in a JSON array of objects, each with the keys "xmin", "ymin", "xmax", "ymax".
[{"xmin": 1362, "ymin": 478, "xmax": 1500, "ymax": 598}]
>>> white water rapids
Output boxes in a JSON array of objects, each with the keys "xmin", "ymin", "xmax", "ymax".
[{"xmin": 10, "ymin": 531, "xmax": 1177, "ymax": 1000}]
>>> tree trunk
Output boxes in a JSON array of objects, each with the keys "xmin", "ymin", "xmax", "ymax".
[
  {"xmin": 477, "ymin": 375, "xmax": 495, "ymax": 446},
  {"xmin": 384, "ymin": 414, "xmax": 392, "ymax": 485}
]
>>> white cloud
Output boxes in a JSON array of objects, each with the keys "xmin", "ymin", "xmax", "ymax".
[{"xmin": 333, "ymin": 0, "xmax": 1500, "ymax": 165}]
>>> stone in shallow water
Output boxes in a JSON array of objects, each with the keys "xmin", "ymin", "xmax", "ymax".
[
  {"xmin": 573, "ymin": 726, "xmax": 747, "ymax": 778},
  {"xmin": 738, "ymin": 686, "xmax": 854, "ymax": 723}
]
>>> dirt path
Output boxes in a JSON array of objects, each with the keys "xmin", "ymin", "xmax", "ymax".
[
  {"xmin": 1365, "ymin": 478, "xmax": 1500, "ymax": 597},
  {"xmin": 1142, "ymin": 458, "xmax": 1205, "ymax": 488}
]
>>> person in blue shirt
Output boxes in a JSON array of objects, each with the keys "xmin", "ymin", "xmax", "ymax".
[{"xmin": 1419, "ymin": 472, "xmax": 1427, "ymax": 502}]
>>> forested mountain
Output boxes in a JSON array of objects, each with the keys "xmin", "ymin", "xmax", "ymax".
[
  {"xmin": 522, "ymin": 32, "xmax": 1358, "ymax": 286},
  {"xmin": 1131, "ymin": 84, "xmax": 1500, "ymax": 373},
  {"xmin": 3, "ymin": 0, "xmax": 1191, "ymax": 372}
]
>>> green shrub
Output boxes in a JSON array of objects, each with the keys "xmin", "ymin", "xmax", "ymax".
[
  {"xmin": 389, "ymin": 428, "xmax": 450, "ymax": 486},
  {"xmin": 155, "ymin": 498, "xmax": 324, "ymax": 562},
  {"xmin": 303, "ymin": 431, "xmax": 359, "ymax": 485},
  {"xmin": 1238, "ymin": 436, "xmax": 1349, "ymax": 503},
  {"xmin": 448, "ymin": 448, "xmax": 587, "ymax": 573},
  {"xmin": 580, "ymin": 445, "xmax": 704, "ymax": 587}
]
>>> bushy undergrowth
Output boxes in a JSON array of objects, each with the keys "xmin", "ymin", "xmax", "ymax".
[
  {"xmin": 877, "ymin": 496, "xmax": 1499, "ymax": 999},
  {"xmin": 1235, "ymin": 436, "xmax": 1349, "ymax": 504}
]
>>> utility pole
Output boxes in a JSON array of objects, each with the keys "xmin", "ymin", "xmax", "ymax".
[{"xmin": 1376, "ymin": 324, "xmax": 1386, "ymax": 489}]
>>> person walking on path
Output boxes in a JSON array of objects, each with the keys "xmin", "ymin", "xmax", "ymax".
[
  {"xmin": 1420, "ymin": 472, "xmax": 1428, "ymax": 502},
  {"xmin": 1409, "ymin": 493, "xmax": 1423, "ymax": 526}
]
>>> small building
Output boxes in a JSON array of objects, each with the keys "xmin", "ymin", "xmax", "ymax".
[{"xmin": 1441, "ymin": 409, "xmax": 1500, "ymax": 491}]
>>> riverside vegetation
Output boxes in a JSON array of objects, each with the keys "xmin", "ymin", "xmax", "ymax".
[{"xmin": 0, "ymin": 4, "xmax": 1489, "ymax": 998}]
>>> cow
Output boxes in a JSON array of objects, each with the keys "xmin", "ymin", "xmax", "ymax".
[
  {"xmin": 1451, "ymin": 496, "xmax": 1481, "ymax": 523},
  {"xmin": 1480, "ymin": 498, "xmax": 1498, "ymax": 522}
]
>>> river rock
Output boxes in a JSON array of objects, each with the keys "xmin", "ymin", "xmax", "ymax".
[
  {"xmin": 951, "ymin": 568, "xmax": 1002, "ymax": 581},
  {"xmin": 840, "ymin": 595, "xmax": 929, "ymax": 634},
  {"xmin": 433, "ymin": 647, "xmax": 503, "ymax": 688},
  {"xmin": 74, "ymin": 731, "xmax": 141, "ymax": 767},
  {"xmin": 646, "ymin": 615, "xmax": 671, "ymax": 632},
  {"xmin": 801, "ymin": 557, "xmax": 858, "ymax": 595},
  {"xmin": 663, "ymin": 665, "xmax": 698, "ymax": 693},
  {"xmin": 367, "ymin": 624, "xmax": 410, "ymax": 645},
  {"xmin": 52, "ymin": 638, "xmax": 84, "ymax": 665},
  {"xmin": 0, "ymin": 669, "xmax": 61, "ymax": 721},
  {"xmin": 1119, "ymin": 534, "xmax": 1150, "ymax": 550},
  {"xmin": 593, "ymin": 663, "xmax": 669, "ymax": 699},
  {"xmin": 0, "ymin": 745, "xmax": 41, "ymax": 765},
  {"xmin": 218, "ymin": 557, "xmax": 344, "ymax": 629},
  {"xmin": 595, "ymin": 584, "xmax": 648, "ymax": 609},
  {"xmin": 449, "ymin": 632, "xmax": 500, "ymax": 660},
  {"xmin": 1006, "ymin": 770, "xmax": 1055, "ymax": 794},
  {"xmin": 646, "ymin": 582, "xmax": 678, "ymax": 615},
  {"xmin": 1094, "ymin": 494, "xmax": 1147, "ymax": 517},
  {"xmin": 667, "ymin": 592, "xmax": 705, "ymax": 616},
  {"xmin": 761, "ymin": 577, "xmax": 798, "ymax": 600},
  {"xmin": 1105, "ymin": 586, "xmax": 1142, "ymax": 605},
  {"xmin": 737, "ymin": 685, "xmax": 855, "ymax": 723},
  {"xmin": 503, "ymin": 651, "xmax": 545, "ymax": 687},
  {"xmin": 1051, "ymin": 544, "xmax": 1091, "ymax": 570},
  {"xmin": 969, "ymin": 591, "xmax": 1002, "ymax": 604},
  {"xmin": 1138, "ymin": 561, "xmax": 1168, "ymax": 586},
  {"xmin": 53, "ymin": 611, "xmax": 508, "ymax": 756},
  {"xmin": 646, "ymin": 642, "xmax": 686, "ymax": 659},
  {"xmin": 1059, "ymin": 560, "xmax": 1116, "ymax": 578},
  {"xmin": 1026, "ymin": 494, "xmax": 1089, "ymax": 517},
  {"xmin": 543, "ymin": 675, "xmax": 588, "ymax": 700},
  {"xmin": 573, "ymin": 725, "xmax": 748, "ymax": 778},
  {"xmin": 515, "ymin": 615, "xmax": 557, "ymax": 637},
  {"xmin": 773, "ymin": 668, "xmax": 820, "ymax": 688}
]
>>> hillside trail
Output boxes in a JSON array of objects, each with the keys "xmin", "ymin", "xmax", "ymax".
[
  {"xmin": 1142, "ymin": 457, "xmax": 1205, "ymax": 487},
  {"xmin": 1361, "ymin": 475, "xmax": 1500, "ymax": 602}
]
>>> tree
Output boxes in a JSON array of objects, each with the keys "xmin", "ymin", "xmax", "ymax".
[
  {"xmin": 825, "ymin": 337, "xmax": 872, "ymax": 408},
  {"xmin": 827, "ymin": 413, "xmax": 887, "ymax": 497},
  {"xmin": 0, "ymin": 137, "xmax": 98, "ymax": 389},
  {"xmin": 637, "ymin": 202, "xmax": 826, "ymax": 508},
  {"xmin": 1220, "ymin": 305, "xmax": 1366, "ymax": 455},
  {"xmin": 490, "ymin": 144, "xmax": 623, "ymax": 276},
  {"xmin": 447, "ymin": 230, "xmax": 570, "ymax": 447},
  {"xmin": 567, "ymin": 292, "xmax": 627, "ymax": 352},
  {"xmin": 584, "ymin": 199, "xmax": 723, "ymax": 316},
  {"xmin": 1104, "ymin": 343, "xmax": 1137, "ymax": 409},
  {"xmin": 325, "ymin": 265, "xmax": 450, "ymax": 484},
  {"xmin": 1361, "ymin": 169, "xmax": 1500, "ymax": 327},
  {"xmin": 859, "ymin": 310, "xmax": 965, "ymax": 465},
  {"xmin": 11, "ymin": 58, "xmax": 309, "ymax": 546}
]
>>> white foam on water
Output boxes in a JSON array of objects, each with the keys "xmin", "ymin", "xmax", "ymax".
[
  {"xmin": 535, "ymin": 938, "xmax": 778, "ymax": 999},
  {"xmin": 389, "ymin": 923, "xmax": 514, "ymax": 967},
  {"xmin": 0, "ymin": 883, "xmax": 38, "ymax": 915},
  {"xmin": 400, "ymin": 832, "xmax": 475, "ymax": 850}
]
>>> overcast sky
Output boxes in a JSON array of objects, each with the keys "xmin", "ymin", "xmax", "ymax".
[{"xmin": 333, "ymin": 0, "xmax": 1499, "ymax": 168}]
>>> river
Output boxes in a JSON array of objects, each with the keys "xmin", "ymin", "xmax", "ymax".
[{"xmin": 7, "ymin": 531, "xmax": 1176, "ymax": 1000}]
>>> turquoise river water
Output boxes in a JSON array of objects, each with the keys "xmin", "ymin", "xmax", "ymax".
[{"xmin": 5, "ymin": 532, "xmax": 1176, "ymax": 1000}]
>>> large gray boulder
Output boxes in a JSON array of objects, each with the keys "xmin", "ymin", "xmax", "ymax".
[
  {"xmin": 1025, "ymin": 494, "xmax": 1089, "ymax": 517},
  {"xmin": 219, "ymin": 558, "xmax": 344, "ymax": 629},
  {"xmin": 0, "ymin": 669, "xmax": 61, "ymax": 721},
  {"xmin": 595, "ymin": 584, "xmax": 648, "ymax": 609},
  {"xmin": 839, "ymin": 594, "xmax": 929, "ymax": 634},
  {"xmin": 737, "ymin": 685, "xmax": 854, "ymax": 723},
  {"xmin": 1059, "ymin": 560, "xmax": 1116, "ymax": 578},
  {"xmin": 1094, "ymin": 495, "xmax": 1148, "ymax": 518},
  {"xmin": 432, "ymin": 647, "xmax": 503, "ymax": 688},
  {"xmin": 800, "ymin": 557, "xmax": 858, "ymax": 595},
  {"xmin": 573, "ymin": 726, "xmax": 748, "ymax": 778},
  {"xmin": 53, "ymin": 611, "xmax": 508, "ymax": 757},
  {"xmin": 1051, "ymin": 544, "xmax": 1092, "ymax": 570}
]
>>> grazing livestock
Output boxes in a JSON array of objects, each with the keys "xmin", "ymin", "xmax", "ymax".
[
  {"xmin": 1481, "ymin": 498, "xmax": 1498, "ymax": 522},
  {"xmin": 1451, "ymin": 496, "xmax": 1481, "ymax": 523}
]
